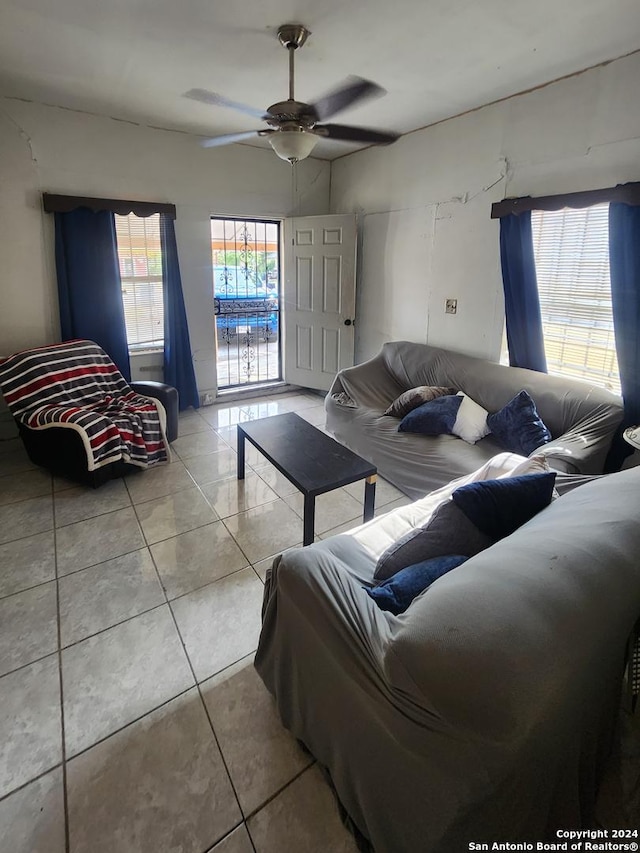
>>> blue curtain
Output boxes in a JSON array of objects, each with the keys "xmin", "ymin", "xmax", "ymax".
[
  {"xmin": 499, "ymin": 212, "xmax": 548, "ymax": 373},
  {"xmin": 54, "ymin": 208, "xmax": 131, "ymax": 380},
  {"xmin": 160, "ymin": 214, "xmax": 200, "ymax": 410},
  {"xmin": 605, "ymin": 202, "xmax": 640, "ymax": 471}
]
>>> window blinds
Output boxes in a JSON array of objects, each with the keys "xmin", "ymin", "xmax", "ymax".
[
  {"xmin": 531, "ymin": 203, "xmax": 620, "ymax": 394},
  {"xmin": 115, "ymin": 213, "xmax": 164, "ymax": 350}
]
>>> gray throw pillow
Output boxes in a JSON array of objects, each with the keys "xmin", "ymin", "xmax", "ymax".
[
  {"xmin": 384, "ymin": 385, "xmax": 457, "ymax": 418},
  {"xmin": 374, "ymin": 500, "xmax": 494, "ymax": 581}
]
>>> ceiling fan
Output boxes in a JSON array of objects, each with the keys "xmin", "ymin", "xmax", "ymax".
[{"xmin": 184, "ymin": 24, "xmax": 400, "ymax": 163}]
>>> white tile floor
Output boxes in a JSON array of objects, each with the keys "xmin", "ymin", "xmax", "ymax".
[{"xmin": 0, "ymin": 388, "xmax": 410, "ymax": 853}]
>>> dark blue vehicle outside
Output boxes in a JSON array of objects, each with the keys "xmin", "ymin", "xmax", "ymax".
[{"xmin": 213, "ymin": 265, "xmax": 279, "ymax": 340}]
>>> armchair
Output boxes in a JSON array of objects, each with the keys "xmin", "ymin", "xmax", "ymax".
[{"xmin": 0, "ymin": 339, "xmax": 179, "ymax": 487}]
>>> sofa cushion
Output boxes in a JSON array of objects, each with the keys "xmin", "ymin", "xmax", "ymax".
[
  {"xmin": 398, "ymin": 395, "xmax": 463, "ymax": 436},
  {"xmin": 374, "ymin": 499, "xmax": 493, "ymax": 581},
  {"xmin": 451, "ymin": 392, "xmax": 490, "ymax": 444},
  {"xmin": 452, "ymin": 471, "xmax": 557, "ymax": 540},
  {"xmin": 366, "ymin": 554, "xmax": 468, "ymax": 615},
  {"xmin": 384, "ymin": 385, "xmax": 456, "ymax": 418},
  {"xmin": 374, "ymin": 465, "xmax": 557, "ymax": 581},
  {"xmin": 487, "ymin": 389, "xmax": 552, "ymax": 456}
]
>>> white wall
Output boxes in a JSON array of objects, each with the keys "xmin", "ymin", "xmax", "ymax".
[
  {"xmin": 331, "ymin": 52, "xmax": 640, "ymax": 364},
  {"xmin": 0, "ymin": 100, "xmax": 330, "ymax": 397},
  {"xmin": 2, "ymin": 52, "xmax": 639, "ymax": 392},
  {"xmin": 0, "ymin": 110, "xmax": 53, "ymax": 359}
]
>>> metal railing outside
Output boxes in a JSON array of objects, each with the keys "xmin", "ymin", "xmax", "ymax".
[{"xmin": 211, "ymin": 217, "xmax": 281, "ymax": 389}]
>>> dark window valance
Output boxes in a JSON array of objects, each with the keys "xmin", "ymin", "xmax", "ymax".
[
  {"xmin": 491, "ymin": 182, "xmax": 640, "ymax": 219},
  {"xmin": 43, "ymin": 193, "xmax": 176, "ymax": 219}
]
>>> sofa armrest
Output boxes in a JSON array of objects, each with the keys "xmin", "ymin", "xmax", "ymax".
[
  {"xmin": 532, "ymin": 402, "xmax": 624, "ymax": 474},
  {"xmin": 329, "ymin": 349, "xmax": 407, "ymax": 412},
  {"xmin": 257, "ymin": 539, "xmax": 395, "ymax": 693}
]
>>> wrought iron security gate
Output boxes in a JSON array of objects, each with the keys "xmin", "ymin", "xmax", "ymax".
[{"xmin": 211, "ymin": 218, "xmax": 281, "ymax": 389}]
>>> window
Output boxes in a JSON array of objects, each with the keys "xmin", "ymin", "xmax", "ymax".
[
  {"xmin": 531, "ymin": 204, "xmax": 620, "ymax": 394},
  {"xmin": 115, "ymin": 213, "xmax": 164, "ymax": 351}
]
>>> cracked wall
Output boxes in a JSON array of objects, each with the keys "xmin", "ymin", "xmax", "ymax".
[
  {"xmin": 0, "ymin": 101, "xmax": 330, "ymax": 396},
  {"xmin": 331, "ymin": 52, "xmax": 640, "ymax": 365}
]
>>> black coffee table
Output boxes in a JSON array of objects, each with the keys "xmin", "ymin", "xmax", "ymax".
[{"xmin": 237, "ymin": 412, "xmax": 377, "ymax": 546}]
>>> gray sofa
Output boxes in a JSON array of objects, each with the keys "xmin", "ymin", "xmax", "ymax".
[
  {"xmin": 325, "ymin": 341, "xmax": 624, "ymax": 498},
  {"xmin": 255, "ymin": 458, "xmax": 640, "ymax": 853}
]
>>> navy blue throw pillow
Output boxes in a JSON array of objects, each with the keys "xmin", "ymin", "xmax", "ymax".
[
  {"xmin": 486, "ymin": 389, "xmax": 552, "ymax": 456},
  {"xmin": 366, "ymin": 554, "xmax": 468, "ymax": 615},
  {"xmin": 398, "ymin": 394, "xmax": 462, "ymax": 436},
  {"xmin": 451, "ymin": 472, "xmax": 556, "ymax": 540}
]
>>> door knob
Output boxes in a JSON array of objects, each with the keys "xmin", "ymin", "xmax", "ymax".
[{"xmin": 344, "ymin": 318, "xmax": 353, "ymax": 326}]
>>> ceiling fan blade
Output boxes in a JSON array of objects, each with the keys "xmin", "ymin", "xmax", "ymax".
[
  {"xmin": 308, "ymin": 77, "xmax": 386, "ymax": 122},
  {"xmin": 184, "ymin": 88, "xmax": 268, "ymax": 120},
  {"xmin": 314, "ymin": 123, "xmax": 400, "ymax": 145},
  {"xmin": 201, "ymin": 130, "xmax": 270, "ymax": 148}
]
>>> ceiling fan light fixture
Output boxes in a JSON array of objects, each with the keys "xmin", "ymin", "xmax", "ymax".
[
  {"xmin": 268, "ymin": 127, "xmax": 318, "ymax": 164},
  {"xmin": 189, "ymin": 22, "xmax": 398, "ymax": 158}
]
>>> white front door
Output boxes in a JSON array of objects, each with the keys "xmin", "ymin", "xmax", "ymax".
[{"xmin": 283, "ymin": 213, "xmax": 357, "ymax": 391}]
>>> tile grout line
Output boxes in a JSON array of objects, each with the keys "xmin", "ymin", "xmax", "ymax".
[
  {"xmin": 64, "ymin": 562, "xmax": 261, "ymax": 659},
  {"xmin": 130, "ymin": 483, "xmax": 234, "ymax": 550},
  {"xmin": 0, "ymin": 480, "xmax": 376, "ymax": 602},
  {"xmin": 61, "ymin": 684, "xmax": 196, "ymax": 763},
  {"xmin": 164, "ymin": 458, "xmax": 311, "ymax": 845},
  {"xmin": 218, "ymin": 512, "xmax": 276, "ymax": 568},
  {"xmin": 129, "ymin": 439, "xmax": 286, "ymax": 584},
  {"xmin": 0, "ymin": 480, "xmax": 61, "ymax": 812},
  {"xmin": 144, "ymin": 542, "xmax": 252, "ymax": 848},
  {"xmin": 0, "ymin": 518, "xmax": 55, "ymax": 549},
  {"xmin": 0, "ymin": 574, "xmax": 57, "ymax": 604},
  {"xmin": 17, "ymin": 654, "xmax": 308, "ymax": 852},
  {"xmin": 197, "ymin": 404, "xmax": 365, "ymax": 833},
  {"xmin": 50, "ymin": 419, "xmax": 300, "ymax": 762},
  {"xmin": 164, "ymin": 562, "xmax": 255, "ymax": 604},
  {"xmin": 0, "ymin": 761, "xmax": 65, "ymax": 807},
  {"xmin": 0, "ymin": 499, "xmax": 137, "ymax": 553},
  {"xmin": 1, "ymin": 392, "xmax": 326, "ymax": 850},
  {"xmin": 249, "ymin": 564, "xmax": 265, "ymax": 586},
  {"xmin": 54, "ymin": 541, "xmax": 149, "ymax": 582},
  {"xmin": 171, "ymin": 439, "xmax": 269, "ymax": 539},
  {"xmin": 199, "ymin": 821, "xmax": 256, "ymax": 853},
  {"xmin": 0, "ymin": 648, "xmax": 62, "ymax": 684},
  {"xmin": 60, "ymin": 598, "xmax": 163, "ymax": 650},
  {"xmin": 51, "ymin": 473, "xmax": 71, "ymax": 853},
  {"xmin": 243, "ymin": 760, "xmax": 317, "ymax": 824},
  {"xmin": 0, "ymin": 485, "xmax": 52, "ymax": 509},
  {"xmin": 71, "ymin": 475, "xmax": 270, "ymax": 627},
  {"xmin": 176, "ymin": 431, "xmax": 298, "ymax": 568},
  {"xmin": 1, "ymin": 563, "xmax": 257, "ymax": 683}
]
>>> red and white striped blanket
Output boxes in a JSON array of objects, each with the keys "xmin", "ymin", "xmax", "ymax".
[{"xmin": 0, "ymin": 340, "xmax": 170, "ymax": 471}]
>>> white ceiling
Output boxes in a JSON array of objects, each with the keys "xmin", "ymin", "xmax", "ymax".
[{"xmin": 1, "ymin": 0, "xmax": 639, "ymax": 160}]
